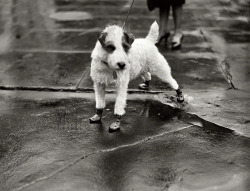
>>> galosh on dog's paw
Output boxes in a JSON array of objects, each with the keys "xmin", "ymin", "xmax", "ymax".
[
  {"xmin": 89, "ymin": 114, "xmax": 102, "ymax": 123},
  {"xmin": 89, "ymin": 109, "xmax": 103, "ymax": 123},
  {"xmin": 177, "ymin": 94, "xmax": 184, "ymax": 103},
  {"xmin": 176, "ymin": 89, "xmax": 184, "ymax": 103}
]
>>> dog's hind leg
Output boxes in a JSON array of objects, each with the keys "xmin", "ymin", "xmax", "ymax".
[
  {"xmin": 89, "ymin": 82, "xmax": 106, "ymax": 123},
  {"xmin": 138, "ymin": 72, "xmax": 151, "ymax": 90},
  {"xmin": 152, "ymin": 54, "xmax": 184, "ymax": 102}
]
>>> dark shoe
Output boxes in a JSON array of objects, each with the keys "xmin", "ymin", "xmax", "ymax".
[
  {"xmin": 172, "ymin": 33, "xmax": 184, "ymax": 50},
  {"xmin": 156, "ymin": 32, "xmax": 170, "ymax": 46},
  {"xmin": 89, "ymin": 109, "xmax": 103, "ymax": 123},
  {"xmin": 138, "ymin": 81, "xmax": 150, "ymax": 90},
  {"xmin": 176, "ymin": 89, "xmax": 184, "ymax": 103},
  {"xmin": 109, "ymin": 115, "xmax": 122, "ymax": 132}
]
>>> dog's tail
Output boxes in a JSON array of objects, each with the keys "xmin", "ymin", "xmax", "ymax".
[{"xmin": 146, "ymin": 21, "xmax": 159, "ymax": 43}]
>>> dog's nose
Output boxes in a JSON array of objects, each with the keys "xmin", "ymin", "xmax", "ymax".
[{"xmin": 117, "ymin": 62, "xmax": 126, "ymax": 69}]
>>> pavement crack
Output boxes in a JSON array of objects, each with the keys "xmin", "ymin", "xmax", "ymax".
[
  {"xmin": 199, "ymin": 28, "xmax": 236, "ymax": 89},
  {"xmin": 97, "ymin": 125, "xmax": 193, "ymax": 154},
  {"xmin": 220, "ymin": 59, "xmax": 236, "ymax": 89},
  {"xmin": 13, "ymin": 125, "xmax": 193, "ymax": 191},
  {"xmin": 0, "ymin": 86, "xmax": 165, "ymax": 94}
]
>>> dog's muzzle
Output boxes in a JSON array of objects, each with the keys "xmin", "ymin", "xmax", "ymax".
[
  {"xmin": 102, "ymin": 60, "xmax": 126, "ymax": 70},
  {"xmin": 117, "ymin": 62, "xmax": 126, "ymax": 69}
]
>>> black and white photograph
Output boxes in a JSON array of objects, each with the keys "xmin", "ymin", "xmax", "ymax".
[{"xmin": 0, "ymin": 0, "xmax": 249, "ymax": 190}]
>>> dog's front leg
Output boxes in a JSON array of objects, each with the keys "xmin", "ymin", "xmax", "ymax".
[
  {"xmin": 109, "ymin": 74, "xmax": 129, "ymax": 132},
  {"xmin": 89, "ymin": 82, "xmax": 106, "ymax": 123}
]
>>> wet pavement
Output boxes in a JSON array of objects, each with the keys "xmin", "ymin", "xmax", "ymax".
[
  {"xmin": 0, "ymin": 0, "xmax": 228, "ymax": 90},
  {"xmin": 1, "ymin": 91, "xmax": 249, "ymax": 191},
  {"xmin": 0, "ymin": 0, "xmax": 250, "ymax": 190}
]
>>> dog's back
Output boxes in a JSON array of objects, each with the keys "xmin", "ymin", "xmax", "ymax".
[{"xmin": 128, "ymin": 21, "xmax": 161, "ymax": 80}]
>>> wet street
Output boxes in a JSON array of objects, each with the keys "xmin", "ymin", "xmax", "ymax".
[{"xmin": 0, "ymin": 0, "xmax": 250, "ymax": 190}]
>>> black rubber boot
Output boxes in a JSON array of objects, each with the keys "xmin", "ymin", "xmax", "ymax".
[
  {"xmin": 89, "ymin": 109, "xmax": 103, "ymax": 123},
  {"xmin": 176, "ymin": 89, "xmax": 184, "ymax": 103},
  {"xmin": 138, "ymin": 81, "xmax": 150, "ymax": 90},
  {"xmin": 109, "ymin": 115, "xmax": 122, "ymax": 132}
]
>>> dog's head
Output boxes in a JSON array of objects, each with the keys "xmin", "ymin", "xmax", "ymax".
[{"xmin": 97, "ymin": 25, "xmax": 134, "ymax": 70}]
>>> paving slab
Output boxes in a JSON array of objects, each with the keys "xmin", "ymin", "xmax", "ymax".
[
  {"xmin": 0, "ymin": 52, "xmax": 90, "ymax": 88},
  {"xmin": 14, "ymin": 30, "xmax": 98, "ymax": 51},
  {"xmin": 0, "ymin": 91, "xmax": 189, "ymax": 191},
  {"xmin": 45, "ymin": 17, "xmax": 196, "ymax": 32},
  {"xmin": 0, "ymin": 91, "xmax": 249, "ymax": 191},
  {"xmin": 24, "ymin": 126, "xmax": 250, "ymax": 191},
  {"xmin": 194, "ymin": 0, "xmax": 250, "ymax": 91},
  {"xmin": 1, "ymin": 0, "xmax": 228, "ymax": 92},
  {"xmin": 11, "ymin": 29, "xmax": 208, "ymax": 52},
  {"xmin": 54, "ymin": 0, "xmax": 133, "ymax": 7},
  {"xmin": 1, "ymin": 30, "xmax": 227, "ymax": 90},
  {"xmin": 56, "ymin": 5, "xmax": 154, "ymax": 16},
  {"xmin": 4, "ymin": 0, "xmax": 198, "ymax": 32}
]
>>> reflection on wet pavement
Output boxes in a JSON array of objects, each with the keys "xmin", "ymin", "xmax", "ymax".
[{"xmin": 0, "ymin": 96, "xmax": 249, "ymax": 190}]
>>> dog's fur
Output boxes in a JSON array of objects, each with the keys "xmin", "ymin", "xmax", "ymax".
[{"xmin": 90, "ymin": 21, "xmax": 182, "ymax": 124}]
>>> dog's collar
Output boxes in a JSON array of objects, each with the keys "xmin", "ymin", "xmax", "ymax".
[{"xmin": 101, "ymin": 60, "xmax": 108, "ymax": 66}]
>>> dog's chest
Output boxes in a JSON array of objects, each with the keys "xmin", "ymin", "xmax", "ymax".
[{"xmin": 98, "ymin": 70, "xmax": 116, "ymax": 85}]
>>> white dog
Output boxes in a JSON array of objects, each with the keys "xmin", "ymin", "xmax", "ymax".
[{"xmin": 89, "ymin": 21, "xmax": 184, "ymax": 131}]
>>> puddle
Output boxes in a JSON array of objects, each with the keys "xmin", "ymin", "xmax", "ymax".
[
  {"xmin": 179, "ymin": 111, "xmax": 234, "ymax": 134},
  {"xmin": 144, "ymin": 100, "xmax": 235, "ymax": 137},
  {"xmin": 133, "ymin": 99, "xmax": 234, "ymax": 135}
]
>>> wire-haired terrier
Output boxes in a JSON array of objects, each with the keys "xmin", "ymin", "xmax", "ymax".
[{"xmin": 89, "ymin": 21, "xmax": 184, "ymax": 132}]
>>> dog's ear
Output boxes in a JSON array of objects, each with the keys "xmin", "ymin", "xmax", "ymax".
[
  {"xmin": 123, "ymin": 32, "xmax": 134, "ymax": 46},
  {"xmin": 98, "ymin": 32, "xmax": 107, "ymax": 47}
]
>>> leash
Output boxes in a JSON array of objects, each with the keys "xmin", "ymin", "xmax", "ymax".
[{"xmin": 122, "ymin": 0, "xmax": 135, "ymax": 29}]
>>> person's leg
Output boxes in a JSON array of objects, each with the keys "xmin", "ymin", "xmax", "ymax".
[
  {"xmin": 172, "ymin": 4, "xmax": 184, "ymax": 49},
  {"xmin": 159, "ymin": 6, "xmax": 170, "ymax": 37},
  {"xmin": 172, "ymin": 5, "xmax": 183, "ymax": 34}
]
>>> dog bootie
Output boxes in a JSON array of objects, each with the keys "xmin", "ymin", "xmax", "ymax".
[
  {"xmin": 176, "ymin": 89, "xmax": 184, "ymax": 103},
  {"xmin": 109, "ymin": 115, "xmax": 122, "ymax": 132},
  {"xmin": 138, "ymin": 81, "xmax": 150, "ymax": 90},
  {"xmin": 89, "ymin": 109, "xmax": 103, "ymax": 123}
]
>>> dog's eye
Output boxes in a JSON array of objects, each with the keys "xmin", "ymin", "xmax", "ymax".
[
  {"xmin": 122, "ymin": 43, "xmax": 130, "ymax": 52},
  {"xmin": 105, "ymin": 45, "xmax": 116, "ymax": 52}
]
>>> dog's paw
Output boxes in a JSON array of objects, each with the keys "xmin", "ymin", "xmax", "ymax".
[
  {"xmin": 177, "ymin": 94, "xmax": 184, "ymax": 103},
  {"xmin": 176, "ymin": 89, "xmax": 185, "ymax": 103},
  {"xmin": 109, "ymin": 119, "xmax": 121, "ymax": 133},
  {"xmin": 138, "ymin": 81, "xmax": 150, "ymax": 90},
  {"xmin": 89, "ymin": 114, "xmax": 102, "ymax": 123}
]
